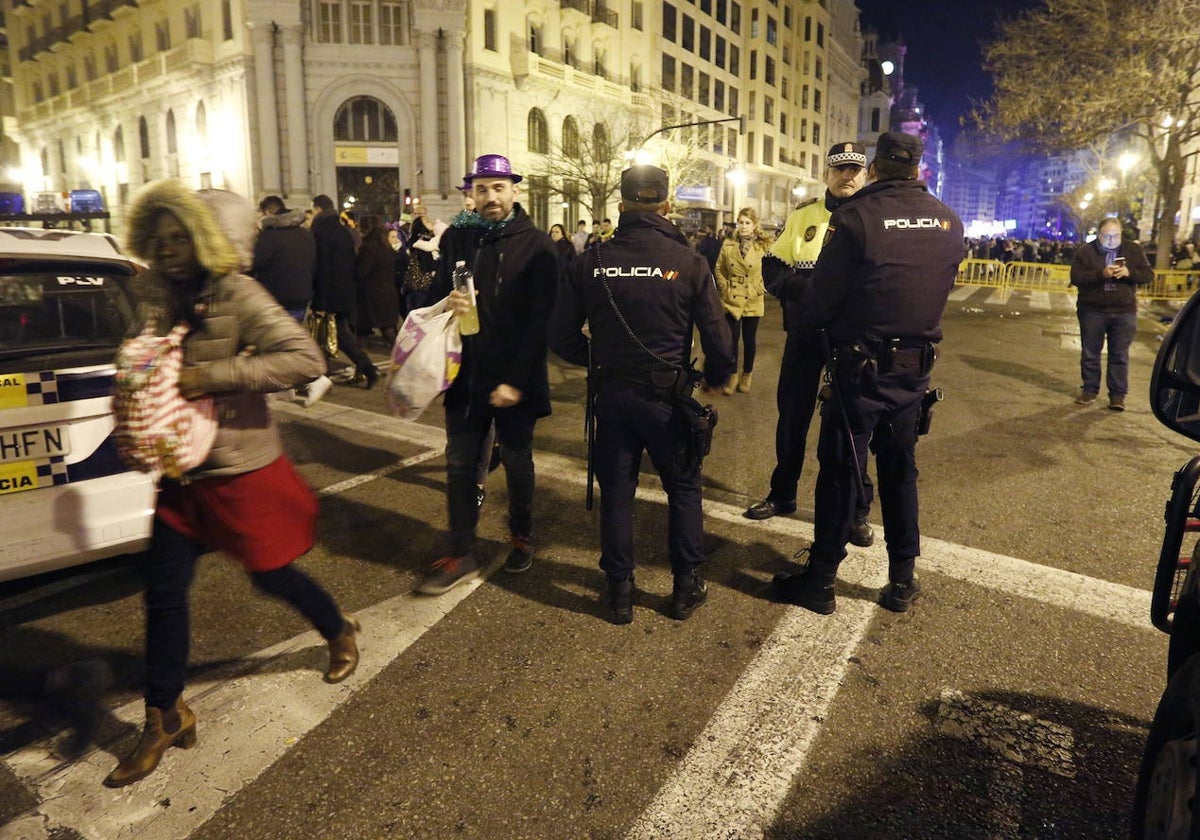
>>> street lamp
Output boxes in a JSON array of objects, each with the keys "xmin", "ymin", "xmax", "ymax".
[{"xmin": 1118, "ymin": 152, "xmax": 1139, "ymax": 178}]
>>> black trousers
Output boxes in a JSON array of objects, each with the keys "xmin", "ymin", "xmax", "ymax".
[
  {"xmin": 331, "ymin": 312, "xmax": 374, "ymax": 376},
  {"xmin": 769, "ymin": 332, "xmax": 873, "ymax": 517},
  {"xmin": 809, "ymin": 368, "xmax": 927, "ymax": 585},
  {"xmin": 594, "ymin": 383, "xmax": 705, "ymax": 580},
  {"xmin": 444, "ymin": 406, "xmax": 537, "ymax": 556}
]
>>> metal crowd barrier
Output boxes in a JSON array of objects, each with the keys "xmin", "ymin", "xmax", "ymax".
[{"xmin": 956, "ymin": 260, "xmax": 1200, "ymax": 302}]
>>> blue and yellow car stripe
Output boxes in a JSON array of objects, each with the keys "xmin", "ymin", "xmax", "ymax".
[{"xmin": 0, "ymin": 368, "xmax": 124, "ymax": 496}]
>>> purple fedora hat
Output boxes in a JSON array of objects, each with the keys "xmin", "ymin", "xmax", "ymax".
[{"xmin": 464, "ymin": 154, "xmax": 523, "ymax": 184}]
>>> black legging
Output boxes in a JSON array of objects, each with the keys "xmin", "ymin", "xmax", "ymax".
[{"xmin": 726, "ymin": 313, "xmax": 760, "ymax": 374}]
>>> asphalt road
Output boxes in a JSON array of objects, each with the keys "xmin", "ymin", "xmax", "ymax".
[{"xmin": 0, "ymin": 285, "xmax": 1190, "ymax": 839}]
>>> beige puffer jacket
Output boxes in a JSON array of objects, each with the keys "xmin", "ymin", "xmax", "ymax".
[{"xmin": 131, "ymin": 270, "xmax": 325, "ymax": 478}]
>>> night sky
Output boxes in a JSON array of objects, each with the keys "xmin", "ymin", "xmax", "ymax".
[{"xmin": 854, "ymin": 0, "xmax": 1043, "ymax": 144}]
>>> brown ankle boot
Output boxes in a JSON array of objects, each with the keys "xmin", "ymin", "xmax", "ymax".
[
  {"xmin": 736, "ymin": 372, "xmax": 753, "ymax": 393},
  {"xmin": 325, "ymin": 616, "xmax": 361, "ymax": 684},
  {"xmin": 104, "ymin": 699, "xmax": 197, "ymax": 788}
]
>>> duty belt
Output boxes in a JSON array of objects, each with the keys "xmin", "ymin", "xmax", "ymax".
[
  {"xmin": 593, "ymin": 364, "xmax": 685, "ymax": 401},
  {"xmin": 835, "ymin": 338, "xmax": 936, "ymax": 378}
]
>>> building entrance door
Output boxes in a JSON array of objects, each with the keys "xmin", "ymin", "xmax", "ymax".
[{"xmin": 336, "ymin": 166, "xmax": 400, "ymax": 220}]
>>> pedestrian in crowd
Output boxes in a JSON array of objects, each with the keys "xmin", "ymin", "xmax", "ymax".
[
  {"xmin": 715, "ymin": 207, "xmax": 771, "ymax": 395},
  {"xmin": 743, "ymin": 141, "xmax": 875, "ymax": 551},
  {"xmin": 572, "ymin": 219, "xmax": 590, "ymax": 254},
  {"xmin": 772, "ymin": 132, "xmax": 965, "ymax": 616},
  {"xmin": 355, "ymin": 214, "xmax": 401, "ymax": 347},
  {"xmin": 105, "ymin": 180, "xmax": 360, "ymax": 788},
  {"xmin": 251, "ymin": 195, "xmax": 315, "ymax": 323},
  {"xmin": 250, "ymin": 194, "xmax": 331, "ymax": 406},
  {"xmin": 310, "ymin": 194, "xmax": 378, "ymax": 388},
  {"xmin": 402, "ymin": 204, "xmax": 439, "ymax": 314},
  {"xmin": 548, "ymin": 164, "xmax": 734, "ymax": 624},
  {"xmin": 598, "ymin": 218, "xmax": 615, "ymax": 241},
  {"xmin": 549, "ymin": 223, "xmax": 576, "ymax": 278},
  {"xmin": 697, "ymin": 225, "xmax": 723, "ymax": 273},
  {"xmin": 415, "ymin": 154, "xmax": 558, "ymax": 594},
  {"xmin": 1070, "ymin": 217, "xmax": 1153, "ymax": 410},
  {"xmin": 0, "ymin": 660, "xmax": 112, "ymax": 759}
]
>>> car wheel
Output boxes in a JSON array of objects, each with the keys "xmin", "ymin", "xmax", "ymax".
[{"xmin": 1135, "ymin": 653, "xmax": 1200, "ymax": 839}]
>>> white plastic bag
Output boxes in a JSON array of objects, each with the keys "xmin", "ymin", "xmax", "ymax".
[{"xmin": 385, "ymin": 295, "xmax": 463, "ymax": 420}]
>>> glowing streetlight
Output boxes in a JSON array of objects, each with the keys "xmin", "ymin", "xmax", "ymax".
[
  {"xmin": 726, "ymin": 168, "xmax": 746, "ymax": 187},
  {"xmin": 880, "ymin": 60, "xmax": 895, "ymax": 76},
  {"xmin": 1118, "ymin": 152, "xmax": 1139, "ymax": 176},
  {"xmin": 1083, "ymin": 192, "xmax": 1094, "ymax": 202},
  {"xmin": 1097, "ymin": 177, "xmax": 1115, "ymax": 193}
]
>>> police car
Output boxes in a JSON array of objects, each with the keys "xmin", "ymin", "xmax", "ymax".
[{"xmin": 0, "ymin": 227, "xmax": 154, "ymax": 582}]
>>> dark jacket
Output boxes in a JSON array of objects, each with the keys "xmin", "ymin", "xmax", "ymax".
[
  {"xmin": 249, "ymin": 209, "xmax": 315, "ymax": 311},
  {"xmin": 1070, "ymin": 238, "xmax": 1153, "ymax": 314},
  {"xmin": 548, "ymin": 210, "xmax": 734, "ymax": 388},
  {"xmin": 553, "ymin": 237, "xmax": 575, "ymax": 280},
  {"xmin": 802, "ymin": 179, "xmax": 965, "ymax": 346},
  {"xmin": 432, "ymin": 203, "xmax": 557, "ymax": 418},
  {"xmin": 310, "ymin": 208, "xmax": 358, "ymax": 315},
  {"xmin": 356, "ymin": 235, "xmax": 401, "ymax": 330}
]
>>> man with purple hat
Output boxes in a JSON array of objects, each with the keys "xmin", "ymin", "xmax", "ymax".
[
  {"xmin": 414, "ymin": 153, "xmax": 558, "ymax": 595},
  {"xmin": 773, "ymin": 131, "xmax": 964, "ymax": 616}
]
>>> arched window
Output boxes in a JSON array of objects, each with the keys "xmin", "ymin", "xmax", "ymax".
[
  {"xmin": 138, "ymin": 116, "xmax": 150, "ymax": 159},
  {"xmin": 592, "ymin": 123, "xmax": 610, "ymax": 162},
  {"xmin": 563, "ymin": 117, "xmax": 580, "ymax": 158},
  {"xmin": 528, "ymin": 108, "xmax": 548, "ymax": 154},
  {"xmin": 333, "ymin": 96, "xmax": 397, "ymax": 142},
  {"xmin": 113, "ymin": 126, "xmax": 125, "ymax": 163},
  {"xmin": 166, "ymin": 110, "xmax": 177, "ymax": 154}
]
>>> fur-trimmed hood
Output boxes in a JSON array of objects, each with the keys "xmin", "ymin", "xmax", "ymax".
[{"xmin": 125, "ymin": 179, "xmax": 241, "ymax": 277}]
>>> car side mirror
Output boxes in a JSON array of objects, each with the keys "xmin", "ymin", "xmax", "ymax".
[{"xmin": 1152, "ymin": 292, "xmax": 1200, "ymax": 442}]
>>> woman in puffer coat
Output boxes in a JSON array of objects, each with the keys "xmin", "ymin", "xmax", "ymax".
[
  {"xmin": 715, "ymin": 206, "xmax": 772, "ymax": 394},
  {"xmin": 104, "ymin": 180, "xmax": 360, "ymax": 789}
]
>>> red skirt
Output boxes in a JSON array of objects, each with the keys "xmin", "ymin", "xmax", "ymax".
[{"xmin": 156, "ymin": 456, "xmax": 318, "ymax": 572}]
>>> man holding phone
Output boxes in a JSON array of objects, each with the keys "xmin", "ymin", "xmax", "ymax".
[{"xmin": 1069, "ymin": 218, "xmax": 1153, "ymax": 410}]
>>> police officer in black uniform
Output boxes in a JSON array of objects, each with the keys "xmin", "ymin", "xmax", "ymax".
[
  {"xmin": 773, "ymin": 131, "xmax": 965, "ymax": 615},
  {"xmin": 745, "ymin": 142, "xmax": 875, "ymax": 550},
  {"xmin": 549, "ymin": 165, "xmax": 734, "ymax": 625}
]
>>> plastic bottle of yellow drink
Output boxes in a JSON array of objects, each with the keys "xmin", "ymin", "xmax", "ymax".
[{"xmin": 452, "ymin": 260, "xmax": 480, "ymax": 335}]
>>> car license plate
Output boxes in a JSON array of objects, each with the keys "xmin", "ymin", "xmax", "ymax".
[{"xmin": 0, "ymin": 423, "xmax": 71, "ymax": 463}]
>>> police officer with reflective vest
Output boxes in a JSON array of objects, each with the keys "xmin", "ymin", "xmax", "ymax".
[
  {"xmin": 549, "ymin": 165, "xmax": 734, "ymax": 625},
  {"xmin": 773, "ymin": 131, "xmax": 965, "ymax": 615},
  {"xmin": 744, "ymin": 142, "xmax": 875, "ymax": 550}
]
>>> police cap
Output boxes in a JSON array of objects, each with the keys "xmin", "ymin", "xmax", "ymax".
[
  {"xmin": 875, "ymin": 131, "xmax": 924, "ymax": 165},
  {"xmin": 620, "ymin": 165, "xmax": 670, "ymax": 203},
  {"xmin": 826, "ymin": 142, "xmax": 867, "ymax": 168}
]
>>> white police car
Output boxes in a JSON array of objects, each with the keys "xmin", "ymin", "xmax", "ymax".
[{"xmin": 0, "ymin": 227, "xmax": 155, "ymax": 582}]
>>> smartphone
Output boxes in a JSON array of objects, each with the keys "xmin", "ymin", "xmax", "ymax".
[{"xmin": 1115, "ymin": 256, "xmax": 1127, "ymax": 266}]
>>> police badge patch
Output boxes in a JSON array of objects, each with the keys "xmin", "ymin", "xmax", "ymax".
[
  {"xmin": 822, "ymin": 225, "xmax": 836, "ymax": 247},
  {"xmin": 803, "ymin": 225, "xmax": 817, "ymax": 242}
]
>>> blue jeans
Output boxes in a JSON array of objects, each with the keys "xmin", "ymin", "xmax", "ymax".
[{"xmin": 1078, "ymin": 309, "xmax": 1137, "ymax": 397}]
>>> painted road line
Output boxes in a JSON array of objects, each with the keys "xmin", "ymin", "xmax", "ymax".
[
  {"xmin": 627, "ymin": 550, "xmax": 885, "ymax": 839},
  {"xmin": 0, "ymin": 567, "xmax": 499, "ymax": 840}
]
